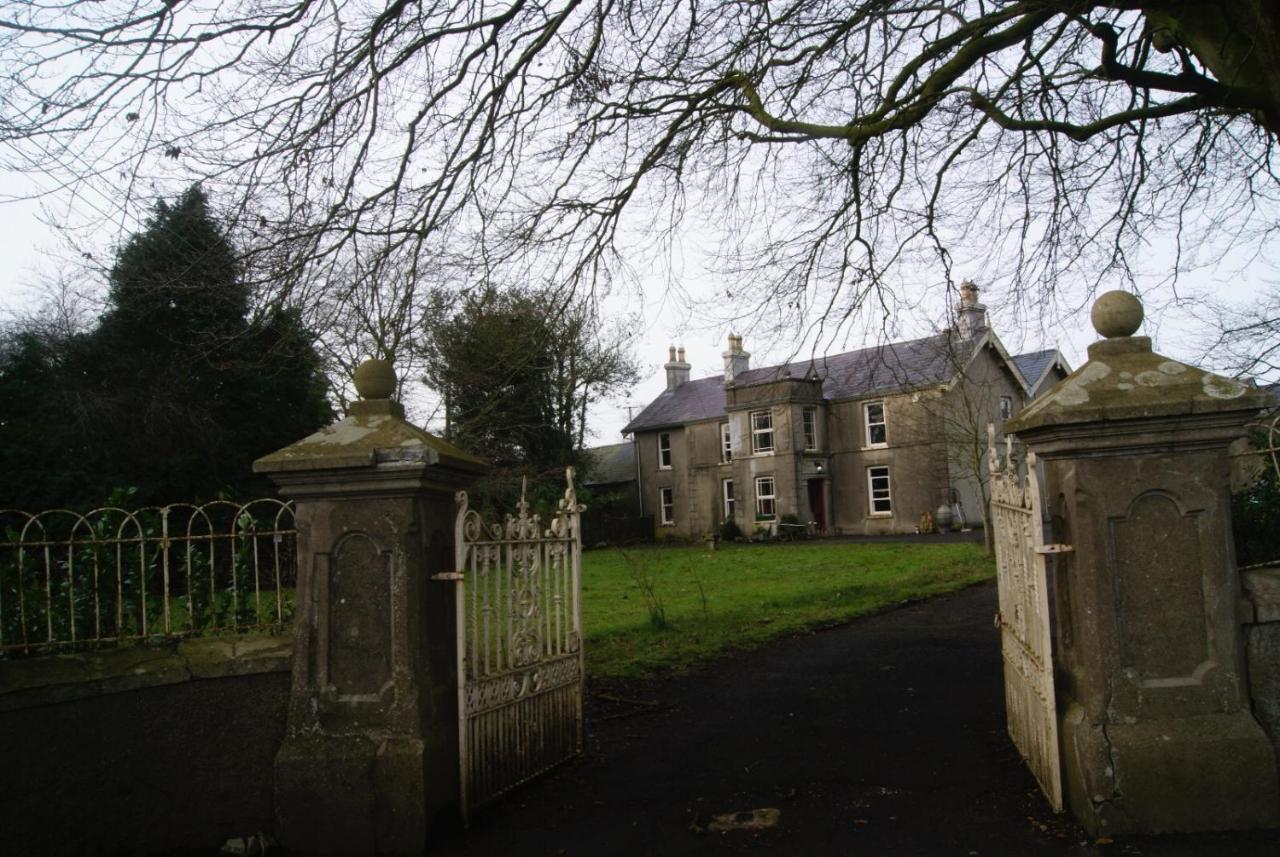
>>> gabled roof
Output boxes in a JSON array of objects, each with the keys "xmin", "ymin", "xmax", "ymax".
[
  {"xmin": 623, "ymin": 333, "xmax": 975, "ymax": 433},
  {"xmin": 582, "ymin": 441, "xmax": 636, "ymax": 485},
  {"xmin": 1011, "ymin": 348, "xmax": 1068, "ymax": 394}
]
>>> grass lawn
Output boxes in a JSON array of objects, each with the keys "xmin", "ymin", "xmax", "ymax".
[{"xmin": 582, "ymin": 540, "xmax": 993, "ymax": 680}]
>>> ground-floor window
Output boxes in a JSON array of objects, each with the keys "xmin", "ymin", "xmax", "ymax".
[
  {"xmin": 659, "ymin": 486, "xmax": 675, "ymax": 525},
  {"xmin": 867, "ymin": 466, "xmax": 892, "ymax": 515},
  {"xmin": 722, "ymin": 479, "xmax": 736, "ymax": 519},
  {"xmin": 754, "ymin": 476, "xmax": 776, "ymax": 519}
]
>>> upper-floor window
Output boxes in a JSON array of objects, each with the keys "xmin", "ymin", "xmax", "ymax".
[
  {"xmin": 864, "ymin": 401, "xmax": 887, "ymax": 447},
  {"xmin": 754, "ymin": 476, "xmax": 776, "ymax": 519},
  {"xmin": 722, "ymin": 479, "xmax": 736, "ymax": 520},
  {"xmin": 720, "ymin": 421, "xmax": 732, "ymax": 462},
  {"xmin": 658, "ymin": 432, "xmax": 672, "ymax": 469},
  {"xmin": 999, "ymin": 396, "xmax": 1013, "ymax": 422},
  {"xmin": 750, "ymin": 410, "xmax": 774, "ymax": 454},
  {"xmin": 802, "ymin": 406, "xmax": 818, "ymax": 451},
  {"xmin": 659, "ymin": 487, "xmax": 675, "ymax": 525},
  {"xmin": 867, "ymin": 466, "xmax": 892, "ymax": 516}
]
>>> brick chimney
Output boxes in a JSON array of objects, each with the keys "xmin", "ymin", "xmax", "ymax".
[
  {"xmin": 957, "ymin": 280, "xmax": 989, "ymax": 340},
  {"xmin": 722, "ymin": 334, "xmax": 751, "ymax": 385},
  {"xmin": 664, "ymin": 345, "xmax": 690, "ymax": 390}
]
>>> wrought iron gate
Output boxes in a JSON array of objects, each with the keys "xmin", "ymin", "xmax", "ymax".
[
  {"xmin": 451, "ymin": 469, "xmax": 585, "ymax": 821},
  {"xmin": 988, "ymin": 427, "xmax": 1065, "ymax": 812}
]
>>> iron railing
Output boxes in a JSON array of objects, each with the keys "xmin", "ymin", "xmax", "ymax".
[{"xmin": 0, "ymin": 500, "xmax": 296, "ymax": 656}]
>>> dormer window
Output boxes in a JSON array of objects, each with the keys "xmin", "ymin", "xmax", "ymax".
[
  {"xmin": 864, "ymin": 401, "xmax": 887, "ymax": 447},
  {"xmin": 750, "ymin": 410, "xmax": 774, "ymax": 454}
]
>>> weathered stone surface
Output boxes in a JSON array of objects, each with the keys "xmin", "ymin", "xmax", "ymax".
[
  {"xmin": 353, "ymin": 357, "xmax": 397, "ymax": 400},
  {"xmin": 258, "ymin": 366, "xmax": 482, "ymax": 854},
  {"xmin": 1007, "ymin": 336, "xmax": 1270, "ymax": 435},
  {"xmin": 253, "ymin": 396, "xmax": 484, "ymax": 474},
  {"xmin": 275, "ymin": 735, "xmax": 382, "ymax": 855},
  {"xmin": 1248, "ymin": 624, "xmax": 1280, "ymax": 767},
  {"xmin": 1100, "ymin": 715, "xmax": 1280, "ymax": 833},
  {"xmin": 0, "ymin": 633, "xmax": 290, "ymax": 711},
  {"xmin": 1013, "ymin": 297, "xmax": 1279, "ymax": 835},
  {"xmin": 1245, "ymin": 567, "xmax": 1280, "ymax": 623},
  {"xmin": 1091, "ymin": 290, "xmax": 1143, "ymax": 339}
]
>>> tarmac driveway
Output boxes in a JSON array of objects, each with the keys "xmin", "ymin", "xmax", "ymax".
[{"xmin": 432, "ymin": 580, "xmax": 1280, "ymax": 856}]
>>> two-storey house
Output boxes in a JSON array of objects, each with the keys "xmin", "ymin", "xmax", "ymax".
[{"xmin": 622, "ymin": 284, "xmax": 1069, "ymax": 537}]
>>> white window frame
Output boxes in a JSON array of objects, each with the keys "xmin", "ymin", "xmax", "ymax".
[
  {"xmin": 864, "ymin": 401, "xmax": 887, "ymax": 448},
  {"xmin": 750, "ymin": 410, "xmax": 774, "ymax": 454},
  {"xmin": 999, "ymin": 396, "xmax": 1013, "ymax": 422},
  {"xmin": 754, "ymin": 475, "xmax": 776, "ymax": 520},
  {"xmin": 659, "ymin": 486, "xmax": 675, "ymax": 525},
  {"xmin": 802, "ymin": 406, "xmax": 818, "ymax": 451},
  {"xmin": 722, "ymin": 478, "xmax": 736, "ymax": 520},
  {"xmin": 720, "ymin": 421, "xmax": 733, "ymax": 462},
  {"xmin": 867, "ymin": 466, "xmax": 892, "ymax": 516},
  {"xmin": 658, "ymin": 432, "xmax": 672, "ymax": 469}
]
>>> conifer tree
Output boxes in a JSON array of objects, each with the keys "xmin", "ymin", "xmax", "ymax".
[{"xmin": 0, "ymin": 187, "xmax": 332, "ymax": 509}]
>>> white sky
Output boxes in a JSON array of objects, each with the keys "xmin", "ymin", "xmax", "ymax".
[{"xmin": 0, "ymin": 166, "xmax": 1271, "ymax": 450}]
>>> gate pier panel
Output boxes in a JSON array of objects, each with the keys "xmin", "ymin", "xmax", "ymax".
[
  {"xmin": 1006, "ymin": 292, "xmax": 1279, "ymax": 835},
  {"xmin": 254, "ymin": 359, "xmax": 487, "ymax": 855}
]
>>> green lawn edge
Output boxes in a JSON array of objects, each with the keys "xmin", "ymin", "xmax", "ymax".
[{"xmin": 581, "ymin": 540, "xmax": 994, "ymax": 681}]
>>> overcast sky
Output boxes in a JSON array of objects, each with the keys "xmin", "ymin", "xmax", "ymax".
[{"xmin": 0, "ymin": 165, "xmax": 1270, "ymax": 448}]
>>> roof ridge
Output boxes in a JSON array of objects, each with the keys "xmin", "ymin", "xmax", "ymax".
[{"xmin": 700, "ymin": 331, "xmax": 953, "ymax": 385}]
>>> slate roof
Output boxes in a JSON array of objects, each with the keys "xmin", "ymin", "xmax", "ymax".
[
  {"xmin": 623, "ymin": 333, "xmax": 967, "ymax": 433},
  {"xmin": 1010, "ymin": 349, "xmax": 1061, "ymax": 390},
  {"xmin": 582, "ymin": 441, "xmax": 637, "ymax": 485}
]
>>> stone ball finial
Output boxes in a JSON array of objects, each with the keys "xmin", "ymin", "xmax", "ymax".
[
  {"xmin": 353, "ymin": 358, "xmax": 397, "ymax": 400},
  {"xmin": 1091, "ymin": 290, "xmax": 1143, "ymax": 339}
]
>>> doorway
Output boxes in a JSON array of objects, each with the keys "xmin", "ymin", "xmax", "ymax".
[{"xmin": 806, "ymin": 478, "xmax": 827, "ymax": 534}]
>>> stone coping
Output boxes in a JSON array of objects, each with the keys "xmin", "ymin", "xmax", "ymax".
[
  {"xmin": 1008, "ymin": 337, "xmax": 1271, "ymax": 434},
  {"xmin": 0, "ymin": 633, "xmax": 293, "ymax": 712},
  {"xmin": 1243, "ymin": 565, "xmax": 1280, "ymax": 624}
]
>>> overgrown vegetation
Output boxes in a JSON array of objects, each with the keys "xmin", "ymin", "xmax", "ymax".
[
  {"xmin": 0, "ymin": 499, "xmax": 296, "ymax": 654},
  {"xmin": 1233, "ymin": 421, "xmax": 1280, "ymax": 567},
  {"xmin": 581, "ymin": 541, "xmax": 993, "ymax": 680},
  {"xmin": 0, "ymin": 187, "xmax": 332, "ymax": 510}
]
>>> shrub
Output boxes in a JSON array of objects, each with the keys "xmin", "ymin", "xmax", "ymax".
[{"xmin": 719, "ymin": 517, "xmax": 742, "ymax": 541}]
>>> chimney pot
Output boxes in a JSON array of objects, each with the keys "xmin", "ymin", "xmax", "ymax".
[
  {"xmin": 957, "ymin": 281, "xmax": 988, "ymax": 340},
  {"xmin": 664, "ymin": 343, "xmax": 690, "ymax": 390},
  {"xmin": 722, "ymin": 333, "xmax": 751, "ymax": 384}
]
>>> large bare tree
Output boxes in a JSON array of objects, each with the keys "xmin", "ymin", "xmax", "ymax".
[{"xmin": 2, "ymin": 2, "xmax": 1278, "ymax": 353}]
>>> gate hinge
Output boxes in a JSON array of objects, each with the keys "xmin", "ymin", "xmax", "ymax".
[
  {"xmin": 993, "ymin": 611, "xmax": 1003, "ymax": 629},
  {"xmin": 1035, "ymin": 543, "xmax": 1073, "ymax": 554},
  {"xmin": 431, "ymin": 572, "xmax": 465, "ymax": 581}
]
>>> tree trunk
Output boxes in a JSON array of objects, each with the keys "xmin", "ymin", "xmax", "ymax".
[{"xmin": 1144, "ymin": 1, "xmax": 1280, "ymax": 135}]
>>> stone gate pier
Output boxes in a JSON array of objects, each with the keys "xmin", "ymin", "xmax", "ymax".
[
  {"xmin": 254, "ymin": 359, "xmax": 486, "ymax": 855},
  {"xmin": 1006, "ymin": 292, "xmax": 1280, "ymax": 834}
]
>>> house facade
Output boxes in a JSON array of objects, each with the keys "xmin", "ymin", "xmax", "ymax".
[{"xmin": 622, "ymin": 284, "xmax": 1070, "ymax": 538}]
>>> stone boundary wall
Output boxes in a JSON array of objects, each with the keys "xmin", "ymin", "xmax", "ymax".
[
  {"xmin": 1245, "ymin": 566, "xmax": 1280, "ymax": 769},
  {"xmin": 0, "ymin": 634, "xmax": 292, "ymax": 855}
]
